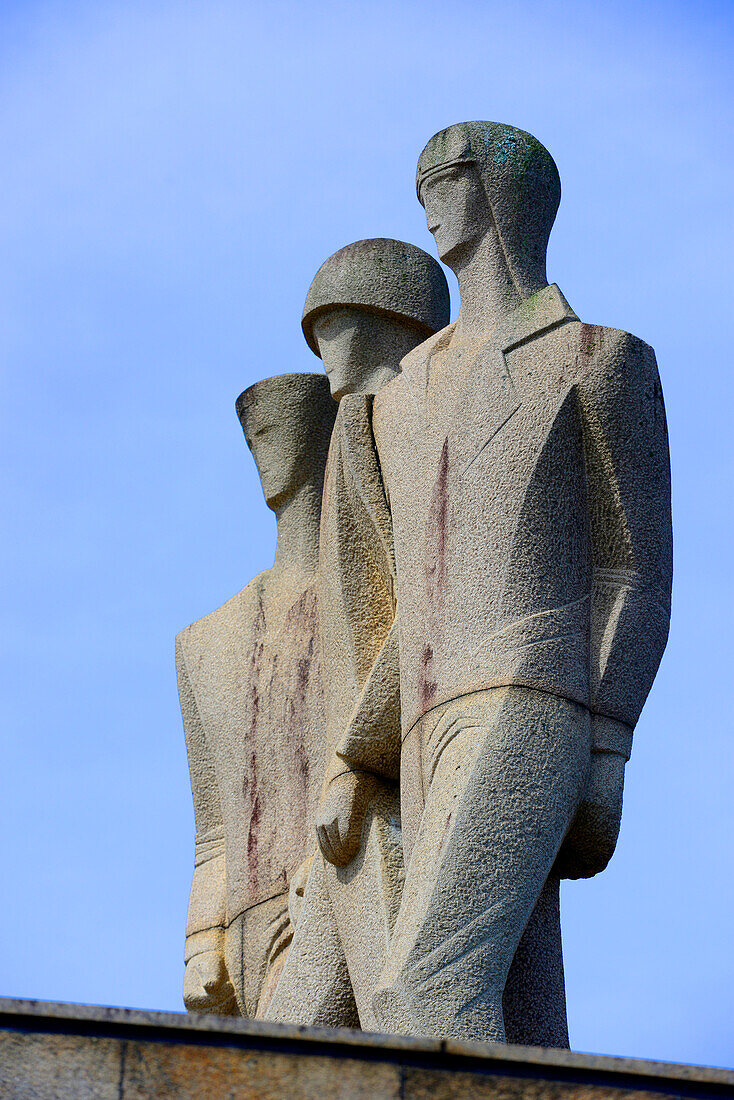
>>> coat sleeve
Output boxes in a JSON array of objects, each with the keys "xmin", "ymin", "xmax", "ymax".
[
  {"xmin": 318, "ymin": 395, "xmax": 402, "ymax": 782},
  {"xmin": 578, "ymin": 329, "xmax": 673, "ymax": 749},
  {"xmin": 333, "ymin": 618, "xmax": 401, "ymax": 780},
  {"xmin": 177, "ymin": 636, "xmax": 227, "ymax": 953}
]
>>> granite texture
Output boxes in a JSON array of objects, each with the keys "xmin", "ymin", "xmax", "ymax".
[
  {"xmin": 176, "ymin": 126, "xmax": 672, "ymax": 1047},
  {"xmin": 1, "ymin": 1000, "xmax": 731, "ymax": 1100},
  {"xmin": 302, "ymin": 237, "xmax": 450, "ymax": 358},
  {"xmin": 305, "ymin": 238, "xmax": 449, "ymax": 401},
  {"xmin": 266, "ymin": 242, "xmax": 446, "ymax": 1031},
  {"xmin": 315, "ymin": 122, "xmax": 672, "ymax": 1042},
  {"xmin": 178, "ymin": 372, "xmax": 336, "ymax": 1017}
]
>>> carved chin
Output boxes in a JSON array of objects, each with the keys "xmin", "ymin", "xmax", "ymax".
[{"xmin": 433, "ymin": 234, "xmax": 467, "ymax": 268}]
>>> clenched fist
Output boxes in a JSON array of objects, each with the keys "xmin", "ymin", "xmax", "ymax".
[
  {"xmin": 556, "ymin": 750, "xmax": 626, "ymax": 879},
  {"xmin": 316, "ymin": 766, "xmax": 381, "ymax": 867},
  {"xmin": 183, "ymin": 950, "xmax": 237, "ymax": 1015}
]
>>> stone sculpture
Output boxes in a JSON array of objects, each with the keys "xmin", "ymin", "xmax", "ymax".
[
  {"xmin": 179, "ymin": 372, "xmax": 336, "ymax": 1018},
  {"xmin": 266, "ymin": 237, "xmax": 450, "ymax": 1029},
  {"xmin": 315, "ymin": 122, "xmax": 672, "ymax": 1043},
  {"xmin": 179, "ymin": 123, "xmax": 672, "ymax": 1049}
]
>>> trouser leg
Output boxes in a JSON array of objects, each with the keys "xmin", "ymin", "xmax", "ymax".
[
  {"xmin": 324, "ymin": 782, "xmax": 404, "ymax": 1030},
  {"xmin": 264, "ymin": 854, "xmax": 359, "ymax": 1029},
  {"xmin": 225, "ymin": 891, "xmax": 291, "ymax": 1018},
  {"xmin": 503, "ymin": 874, "xmax": 569, "ymax": 1048},
  {"xmin": 373, "ymin": 686, "xmax": 589, "ymax": 1042},
  {"xmin": 266, "ymin": 784, "xmax": 404, "ymax": 1030}
]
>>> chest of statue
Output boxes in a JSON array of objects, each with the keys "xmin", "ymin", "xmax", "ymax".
[
  {"xmin": 373, "ymin": 321, "xmax": 595, "ymax": 734},
  {"xmin": 180, "ymin": 574, "xmax": 326, "ymax": 914}
]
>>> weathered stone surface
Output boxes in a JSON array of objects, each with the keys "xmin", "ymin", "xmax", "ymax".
[
  {"xmin": 315, "ymin": 122, "xmax": 672, "ymax": 1043},
  {"xmin": 177, "ymin": 126, "xmax": 673, "ymax": 1047},
  {"xmin": 302, "ymin": 237, "xmax": 450, "ymax": 358},
  {"xmin": 0, "ymin": 1032, "xmax": 122, "ymax": 1100},
  {"xmin": 266, "ymin": 239, "xmax": 447, "ymax": 1030},
  {"xmin": 262, "ymin": 233, "xmax": 569, "ymax": 1046},
  {"xmin": 1, "ymin": 1000, "xmax": 731, "ymax": 1100},
  {"xmin": 178, "ymin": 372, "xmax": 336, "ymax": 1017}
]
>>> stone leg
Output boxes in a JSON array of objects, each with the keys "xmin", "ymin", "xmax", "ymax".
[
  {"xmin": 372, "ymin": 686, "xmax": 589, "ymax": 1043},
  {"xmin": 224, "ymin": 891, "xmax": 292, "ymax": 1018},
  {"xmin": 266, "ymin": 784, "xmax": 404, "ymax": 1031},
  {"xmin": 263, "ymin": 854, "xmax": 360, "ymax": 1029},
  {"xmin": 324, "ymin": 783, "xmax": 404, "ymax": 1030},
  {"xmin": 503, "ymin": 874, "xmax": 569, "ymax": 1048}
]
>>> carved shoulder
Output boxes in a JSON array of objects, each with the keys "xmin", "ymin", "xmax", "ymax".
[
  {"xmin": 565, "ymin": 322, "xmax": 660, "ymax": 393},
  {"xmin": 177, "ymin": 573, "xmax": 269, "ymax": 670}
]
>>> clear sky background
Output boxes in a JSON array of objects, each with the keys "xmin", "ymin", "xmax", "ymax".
[{"xmin": 1, "ymin": 0, "xmax": 732, "ymax": 1069}]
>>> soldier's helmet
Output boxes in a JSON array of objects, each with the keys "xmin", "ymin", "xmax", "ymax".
[
  {"xmin": 302, "ymin": 237, "xmax": 450, "ymax": 357},
  {"xmin": 416, "ymin": 122, "xmax": 560, "ymax": 298}
]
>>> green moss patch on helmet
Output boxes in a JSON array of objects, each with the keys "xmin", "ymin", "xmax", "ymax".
[{"xmin": 416, "ymin": 122, "xmax": 560, "ymax": 298}]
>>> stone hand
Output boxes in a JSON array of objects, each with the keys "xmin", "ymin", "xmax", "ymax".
[
  {"xmin": 183, "ymin": 950, "xmax": 237, "ymax": 1015},
  {"xmin": 288, "ymin": 853, "xmax": 314, "ymax": 926},
  {"xmin": 316, "ymin": 767, "xmax": 380, "ymax": 867},
  {"xmin": 557, "ymin": 751, "xmax": 626, "ymax": 879}
]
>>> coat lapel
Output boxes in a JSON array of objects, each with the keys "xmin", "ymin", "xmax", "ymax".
[
  {"xmin": 388, "ymin": 285, "xmax": 576, "ymax": 470},
  {"xmin": 457, "ymin": 284, "xmax": 578, "ymax": 473},
  {"xmin": 399, "ymin": 324, "xmax": 456, "ymax": 436}
]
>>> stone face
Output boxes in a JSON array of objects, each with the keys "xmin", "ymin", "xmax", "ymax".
[
  {"xmin": 305, "ymin": 237, "xmax": 450, "ymax": 401},
  {"xmin": 415, "ymin": 122, "xmax": 560, "ymax": 298},
  {"xmin": 314, "ymin": 122, "xmax": 672, "ymax": 1043},
  {"xmin": 179, "ymin": 372, "xmax": 336, "ymax": 1017}
]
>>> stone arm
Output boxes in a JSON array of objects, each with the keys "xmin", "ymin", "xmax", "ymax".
[
  {"xmin": 177, "ymin": 638, "xmax": 236, "ymax": 1013},
  {"xmin": 317, "ymin": 395, "xmax": 401, "ymax": 865},
  {"xmin": 316, "ymin": 618, "xmax": 401, "ymax": 866},
  {"xmin": 330, "ymin": 617, "xmax": 401, "ymax": 782},
  {"xmin": 558, "ymin": 330, "xmax": 672, "ymax": 880},
  {"xmin": 319, "ymin": 394, "xmax": 401, "ymax": 780},
  {"xmin": 579, "ymin": 330, "xmax": 673, "ymax": 744}
]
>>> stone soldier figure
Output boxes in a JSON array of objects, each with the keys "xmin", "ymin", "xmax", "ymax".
[
  {"xmin": 316, "ymin": 122, "xmax": 672, "ymax": 1042},
  {"xmin": 267, "ymin": 238, "xmax": 450, "ymax": 1029},
  {"xmin": 179, "ymin": 373, "xmax": 336, "ymax": 1018}
]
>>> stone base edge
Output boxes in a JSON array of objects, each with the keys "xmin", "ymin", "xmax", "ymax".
[{"xmin": 1, "ymin": 997, "xmax": 732, "ymax": 1098}]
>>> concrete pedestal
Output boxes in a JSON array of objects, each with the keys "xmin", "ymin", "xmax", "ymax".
[{"xmin": 1, "ymin": 998, "xmax": 731, "ymax": 1099}]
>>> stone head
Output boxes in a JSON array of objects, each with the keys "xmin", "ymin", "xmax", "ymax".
[
  {"xmin": 235, "ymin": 373, "xmax": 336, "ymax": 511},
  {"xmin": 416, "ymin": 122, "xmax": 560, "ymax": 296},
  {"xmin": 302, "ymin": 238, "xmax": 450, "ymax": 400}
]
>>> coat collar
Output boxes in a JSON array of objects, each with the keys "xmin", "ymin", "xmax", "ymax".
[
  {"xmin": 401, "ymin": 284, "xmax": 576, "ymax": 398},
  {"xmin": 494, "ymin": 283, "xmax": 577, "ymax": 352},
  {"xmin": 397, "ymin": 284, "xmax": 577, "ymax": 446}
]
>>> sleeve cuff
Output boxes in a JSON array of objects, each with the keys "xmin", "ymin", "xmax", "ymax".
[
  {"xmin": 194, "ymin": 826, "xmax": 225, "ymax": 867},
  {"xmin": 184, "ymin": 927, "xmax": 225, "ymax": 963},
  {"xmin": 591, "ymin": 714, "xmax": 634, "ymax": 760}
]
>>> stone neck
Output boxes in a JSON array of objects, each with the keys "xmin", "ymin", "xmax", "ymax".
[
  {"xmin": 359, "ymin": 361, "xmax": 400, "ymax": 396},
  {"xmin": 271, "ymin": 479, "xmax": 322, "ymax": 582},
  {"xmin": 452, "ymin": 233, "xmax": 533, "ymax": 340}
]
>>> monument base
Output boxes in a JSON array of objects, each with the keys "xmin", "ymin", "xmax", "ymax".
[{"xmin": 1, "ymin": 998, "xmax": 731, "ymax": 1099}]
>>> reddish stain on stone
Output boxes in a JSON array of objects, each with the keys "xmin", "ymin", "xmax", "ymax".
[
  {"xmin": 247, "ymin": 792, "xmax": 262, "ymax": 870},
  {"xmin": 426, "ymin": 438, "xmax": 449, "ymax": 606},
  {"xmin": 579, "ymin": 323, "xmax": 599, "ymax": 357},
  {"xmin": 420, "ymin": 643, "xmax": 438, "ymax": 712}
]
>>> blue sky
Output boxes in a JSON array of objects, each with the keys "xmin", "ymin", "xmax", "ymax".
[{"xmin": 1, "ymin": 0, "xmax": 732, "ymax": 1068}]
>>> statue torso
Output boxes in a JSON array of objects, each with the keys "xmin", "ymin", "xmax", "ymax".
[
  {"xmin": 373, "ymin": 305, "xmax": 608, "ymax": 737},
  {"xmin": 179, "ymin": 571, "xmax": 326, "ymax": 920}
]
